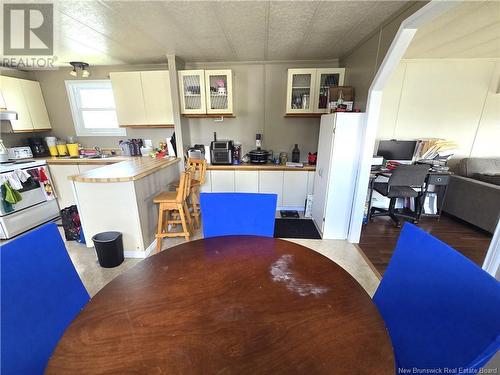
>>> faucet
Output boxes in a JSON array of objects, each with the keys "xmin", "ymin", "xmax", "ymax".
[{"xmin": 94, "ymin": 146, "xmax": 102, "ymax": 156}]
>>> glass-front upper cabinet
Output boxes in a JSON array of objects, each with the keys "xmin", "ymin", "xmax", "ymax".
[
  {"xmin": 286, "ymin": 69, "xmax": 317, "ymax": 114},
  {"xmin": 205, "ymin": 69, "xmax": 233, "ymax": 114},
  {"xmin": 285, "ymin": 68, "xmax": 345, "ymax": 114},
  {"xmin": 178, "ymin": 70, "xmax": 206, "ymax": 114},
  {"xmin": 313, "ymin": 68, "xmax": 345, "ymax": 113}
]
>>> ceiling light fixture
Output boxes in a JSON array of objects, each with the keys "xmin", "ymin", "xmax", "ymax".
[{"xmin": 69, "ymin": 62, "xmax": 90, "ymax": 78}]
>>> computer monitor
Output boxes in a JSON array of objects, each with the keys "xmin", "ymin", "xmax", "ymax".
[{"xmin": 376, "ymin": 140, "xmax": 417, "ymax": 162}]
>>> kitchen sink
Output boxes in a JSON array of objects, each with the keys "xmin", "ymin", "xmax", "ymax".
[{"xmin": 84, "ymin": 154, "xmax": 111, "ymax": 159}]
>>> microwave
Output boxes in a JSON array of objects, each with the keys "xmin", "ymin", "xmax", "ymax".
[{"xmin": 210, "ymin": 140, "xmax": 233, "ymax": 165}]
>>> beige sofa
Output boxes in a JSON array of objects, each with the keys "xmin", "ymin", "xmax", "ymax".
[{"xmin": 443, "ymin": 158, "xmax": 500, "ymax": 234}]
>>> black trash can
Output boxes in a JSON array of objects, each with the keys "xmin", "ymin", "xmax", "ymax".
[{"xmin": 92, "ymin": 231, "xmax": 124, "ymax": 268}]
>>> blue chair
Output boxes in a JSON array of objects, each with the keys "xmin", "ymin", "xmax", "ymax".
[
  {"xmin": 200, "ymin": 192, "xmax": 277, "ymax": 238},
  {"xmin": 373, "ymin": 223, "xmax": 500, "ymax": 373},
  {"xmin": 1, "ymin": 223, "xmax": 90, "ymax": 375}
]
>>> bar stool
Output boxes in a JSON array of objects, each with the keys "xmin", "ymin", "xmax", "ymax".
[
  {"xmin": 154, "ymin": 171, "xmax": 193, "ymax": 253},
  {"xmin": 186, "ymin": 158, "xmax": 207, "ymax": 228},
  {"xmin": 171, "ymin": 158, "xmax": 207, "ymax": 228}
]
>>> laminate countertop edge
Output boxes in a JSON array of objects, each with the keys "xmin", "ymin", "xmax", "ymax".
[
  {"xmin": 41, "ymin": 156, "xmax": 131, "ymax": 165},
  {"xmin": 68, "ymin": 157, "xmax": 180, "ymax": 183}
]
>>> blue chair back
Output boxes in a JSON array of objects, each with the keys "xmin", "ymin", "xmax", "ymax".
[
  {"xmin": 200, "ymin": 192, "xmax": 277, "ymax": 238},
  {"xmin": 373, "ymin": 223, "xmax": 500, "ymax": 373},
  {"xmin": 1, "ymin": 223, "xmax": 90, "ymax": 375}
]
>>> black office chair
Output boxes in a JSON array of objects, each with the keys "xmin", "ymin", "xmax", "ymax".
[{"xmin": 370, "ymin": 164, "xmax": 430, "ymax": 227}]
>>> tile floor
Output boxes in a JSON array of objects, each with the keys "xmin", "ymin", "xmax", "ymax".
[{"xmin": 62, "ymin": 227, "xmax": 380, "ymax": 297}]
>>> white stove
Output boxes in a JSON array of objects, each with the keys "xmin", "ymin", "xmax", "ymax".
[
  {"xmin": 0, "ymin": 159, "xmax": 46, "ymax": 173},
  {"xmin": 0, "ymin": 158, "xmax": 60, "ymax": 239}
]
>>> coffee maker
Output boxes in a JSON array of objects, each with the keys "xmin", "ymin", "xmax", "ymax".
[{"xmin": 28, "ymin": 137, "xmax": 50, "ymax": 157}]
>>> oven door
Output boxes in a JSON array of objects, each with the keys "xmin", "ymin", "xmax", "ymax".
[{"xmin": 0, "ymin": 170, "xmax": 47, "ymax": 216}]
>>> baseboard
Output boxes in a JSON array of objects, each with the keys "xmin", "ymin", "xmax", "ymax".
[{"xmin": 124, "ymin": 239, "xmax": 157, "ymax": 259}]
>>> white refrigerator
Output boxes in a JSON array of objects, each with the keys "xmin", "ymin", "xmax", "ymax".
[{"xmin": 312, "ymin": 113, "xmax": 364, "ymax": 239}]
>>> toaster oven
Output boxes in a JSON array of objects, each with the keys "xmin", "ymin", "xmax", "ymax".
[{"xmin": 210, "ymin": 140, "xmax": 233, "ymax": 165}]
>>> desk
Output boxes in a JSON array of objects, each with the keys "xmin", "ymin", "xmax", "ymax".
[
  {"xmin": 365, "ymin": 169, "xmax": 453, "ymax": 222},
  {"xmin": 46, "ymin": 237, "xmax": 395, "ymax": 374}
]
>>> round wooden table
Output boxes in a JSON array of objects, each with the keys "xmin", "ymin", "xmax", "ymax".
[{"xmin": 46, "ymin": 237, "xmax": 395, "ymax": 374}]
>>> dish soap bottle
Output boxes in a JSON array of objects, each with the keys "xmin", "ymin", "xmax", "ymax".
[{"xmin": 292, "ymin": 144, "xmax": 300, "ymax": 163}]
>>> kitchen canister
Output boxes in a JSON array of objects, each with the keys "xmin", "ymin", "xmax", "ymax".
[
  {"xmin": 67, "ymin": 143, "xmax": 79, "ymax": 157},
  {"xmin": 56, "ymin": 140, "xmax": 68, "ymax": 156},
  {"xmin": 45, "ymin": 136, "xmax": 58, "ymax": 156}
]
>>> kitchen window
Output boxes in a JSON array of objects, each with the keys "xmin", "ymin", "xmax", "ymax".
[{"xmin": 65, "ymin": 80, "xmax": 125, "ymax": 136}]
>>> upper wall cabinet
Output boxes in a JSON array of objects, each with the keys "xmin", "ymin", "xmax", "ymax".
[
  {"xmin": 285, "ymin": 68, "xmax": 345, "ymax": 115},
  {"xmin": 178, "ymin": 70, "xmax": 207, "ymax": 115},
  {"xmin": 0, "ymin": 76, "xmax": 52, "ymax": 132},
  {"xmin": 179, "ymin": 69, "xmax": 233, "ymax": 116},
  {"xmin": 110, "ymin": 70, "xmax": 174, "ymax": 128}
]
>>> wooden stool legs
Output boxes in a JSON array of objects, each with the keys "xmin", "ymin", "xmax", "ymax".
[
  {"xmin": 190, "ymin": 185, "xmax": 201, "ymax": 229},
  {"xmin": 155, "ymin": 203, "xmax": 192, "ymax": 253}
]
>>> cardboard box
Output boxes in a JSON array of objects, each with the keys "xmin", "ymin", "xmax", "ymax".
[{"xmin": 329, "ymin": 86, "xmax": 354, "ymax": 102}]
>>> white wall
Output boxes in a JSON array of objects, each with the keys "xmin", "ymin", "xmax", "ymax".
[
  {"xmin": 377, "ymin": 59, "xmax": 500, "ymax": 162},
  {"xmin": 341, "ymin": 2, "xmax": 426, "ymax": 111}
]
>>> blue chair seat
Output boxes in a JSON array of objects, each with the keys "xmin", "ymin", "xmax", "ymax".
[
  {"xmin": 1, "ymin": 223, "xmax": 90, "ymax": 375},
  {"xmin": 373, "ymin": 223, "xmax": 500, "ymax": 373},
  {"xmin": 200, "ymin": 192, "xmax": 277, "ymax": 238}
]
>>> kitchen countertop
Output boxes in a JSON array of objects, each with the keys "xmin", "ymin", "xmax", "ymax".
[
  {"xmin": 68, "ymin": 157, "xmax": 180, "ymax": 183},
  {"xmin": 207, "ymin": 163, "xmax": 316, "ymax": 171}
]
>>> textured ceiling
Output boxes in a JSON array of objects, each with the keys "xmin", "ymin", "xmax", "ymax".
[
  {"xmin": 51, "ymin": 0, "xmax": 411, "ymax": 66},
  {"xmin": 404, "ymin": 1, "xmax": 500, "ymax": 59}
]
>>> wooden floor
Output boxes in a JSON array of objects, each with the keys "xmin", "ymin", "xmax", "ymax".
[{"xmin": 359, "ymin": 214, "xmax": 493, "ymax": 275}]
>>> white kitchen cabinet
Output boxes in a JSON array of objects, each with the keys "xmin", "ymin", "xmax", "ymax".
[
  {"xmin": 141, "ymin": 70, "xmax": 174, "ymax": 125},
  {"xmin": 109, "ymin": 72, "xmax": 146, "ymax": 126},
  {"xmin": 259, "ymin": 171, "xmax": 283, "ymax": 207},
  {"xmin": 179, "ymin": 69, "xmax": 233, "ymax": 115},
  {"xmin": 285, "ymin": 68, "xmax": 345, "ymax": 114},
  {"xmin": 178, "ymin": 70, "xmax": 206, "ymax": 115},
  {"xmin": 282, "ymin": 171, "xmax": 308, "ymax": 207},
  {"xmin": 235, "ymin": 171, "xmax": 258, "ymax": 192},
  {"xmin": 210, "ymin": 170, "xmax": 235, "ymax": 192},
  {"xmin": 313, "ymin": 68, "xmax": 345, "ymax": 113},
  {"xmin": 200, "ymin": 170, "xmax": 212, "ymax": 192},
  {"xmin": 49, "ymin": 164, "xmax": 80, "ymax": 209},
  {"xmin": 205, "ymin": 69, "xmax": 233, "ymax": 114},
  {"xmin": 20, "ymin": 79, "xmax": 51, "ymax": 130},
  {"xmin": 0, "ymin": 76, "xmax": 33, "ymax": 131},
  {"xmin": 110, "ymin": 70, "xmax": 174, "ymax": 127},
  {"xmin": 307, "ymin": 171, "xmax": 315, "ymax": 195},
  {"xmin": 286, "ymin": 69, "xmax": 316, "ymax": 114}
]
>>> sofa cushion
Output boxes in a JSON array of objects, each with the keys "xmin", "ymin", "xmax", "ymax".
[
  {"xmin": 476, "ymin": 173, "xmax": 500, "ymax": 186},
  {"xmin": 457, "ymin": 158, "xmax": 500, "ymax": 178}
]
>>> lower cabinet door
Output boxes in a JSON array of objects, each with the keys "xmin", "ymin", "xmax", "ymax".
[
  {"xmin": 235, "ymin": 171, "xmax": 258, "ymax": 192},
  {"xmin": 49, "ymin": 164, "xmax": 80, "ymax": 209},
  {"xmin": 210, "ymin": 170, "xmax": 235, "ymax": 192},
  {"xmin": 259, "ymin": 171, "xmax": 283, "ymax": 207},
  {"xmin": 282, "ymin": 171, "xmax": 308, "ymax": 207},
  {"xmin": 200, "ymin": 171, "xmax": 212, "ymax": 192}
]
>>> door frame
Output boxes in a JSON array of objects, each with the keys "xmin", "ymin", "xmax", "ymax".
[{"xmin": 347, "ymin": 1, "xmax": 459, "ymax": 244}]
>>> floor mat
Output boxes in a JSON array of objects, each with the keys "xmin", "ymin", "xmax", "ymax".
[{"xmin": 274, "ymin": 219, "xmax": 321, "ymax": 239}]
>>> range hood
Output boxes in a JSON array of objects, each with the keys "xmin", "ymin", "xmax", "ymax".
[{"xmin": 0, "ymin": 110, "xmax": 18, "ymax": 121}]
